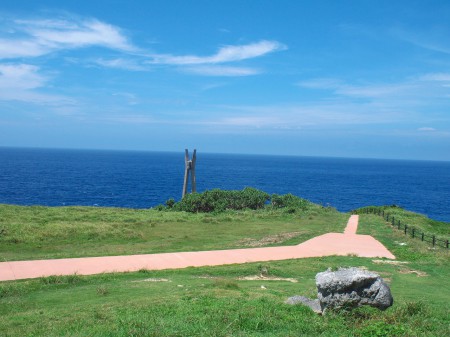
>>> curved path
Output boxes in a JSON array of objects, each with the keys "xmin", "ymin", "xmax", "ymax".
[{"xmin": 0, "ymin": 215, "xmax": 395, "ymax": 282}]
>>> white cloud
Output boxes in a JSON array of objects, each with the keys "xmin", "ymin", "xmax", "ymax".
[
  {"xmin": 0, "ymin": 63, "xmax": 45, "ymax": 90},
  {"xmin": 297, "ymin": 73, "xmax": 450, "ymax": 103},
  {"xmin": 335, "ymin": 83, "xmax": 417, "ymax": 98},
  {"xmin": 418, "ymin": 127, "xmax": 437, "ymax": 132},
  {"xmin": 392, "ymin": 26, "xmax": 450, "ymax": 55},
  {"xmin": 100, "ymin": 115, "xmax": 156, "ymax": 124},
  {"xmin": 95, "ymin": 58, "xmax": 148, "ymax": 71},
  {"xmin": 112, "ymin": 92, "xmax": 139, "ymax": 105},
  {"xmin": 298, "ymin": 78, "xmax": 418, "ymax": 98},
  {"xmin": 420, "ymin": 73, "xmax": 450, "ymax": 82},
  {"xmin": 25, "ymin": 19, "xmax": 134, "ymax": 50},
  {"xmin": 0, "ymin": 38, "xmax": 48, "ymax": 59},
  {"xmin": 182, "ymin": 65, "xmax": 260, "ymax": 76},
  {"xmin": 0, "ymin": 17, "xmax": 135, "ymax": 59},
  {"xmin": 198, "ymin": 100, "xmax": 406, "ymax": 130},
  {"xmin": 150, "ymin": 40, "xmax": 286, "ymax": 65},
  {"xmin": 0, "ymin": 63, "xmax": 73, "ymax": 104},
  {"xmin": 297, "ymin": 78, "xmax": 342, "ymax": 90},
  {"xmin": 1, "ymin": 16, "xmax": 284, "ymax": 77},
  {"xmin": 212, "ymin": 116, "xmax": 280, "ymax": 127}
]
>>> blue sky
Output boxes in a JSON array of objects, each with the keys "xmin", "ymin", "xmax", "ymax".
[{"xmin": 0, "ymin": 0, "xmax": 449, "ymax": 160}]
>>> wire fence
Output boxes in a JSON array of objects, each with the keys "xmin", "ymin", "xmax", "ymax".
[{"xmin": 353, "ymin": 207, "xmax": 449, "ymax": 249}]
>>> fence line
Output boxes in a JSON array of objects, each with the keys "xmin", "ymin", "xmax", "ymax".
[{"xmin": 353, "ymin": 207, "xmax": 449, "ymax": 249}]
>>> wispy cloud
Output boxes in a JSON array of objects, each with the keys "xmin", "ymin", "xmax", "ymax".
[
  {"xmin": 419, "ymin": 73, "xmax": 450, "ymax": 82},
  {"xmin": 0, "ymin": 63, "xmax": 45, "ymax": 90},
  {"xmin": 0, "ymin": 17, "xmax": 136, "ymax": 59},
  {"xmin": 418, "ymin": 127, "xmax": 437, "ymax": 132},
  {"xmin": 146, "ymin": 40, "xmax": 285, "ymax": 77},
  {"xmin": 1, "ymin": 14, "xmax": 284, "ymax": 78},
  {"xmin": 297, "ymin": 78, "xmax": 342, "ymax": 90},
  {"xmin": 99, "ymin": 115, "xmax": 156, "ymax": 124},
  {"xmin": 182, "ymin": 65, "xmax": 260, "ymax": 76},
  {"xmin": 0, "ymin": 63, "xmax": 74, "ymax": 104},
  {"xmin": 149, "ymin": 40, "xmax": 286, "ymax": 65},
  {"xmin": 335, "ymin": 83, "xmax": 417, "ymax": 98},
  {"xmin": 112, "ymin": 92, "xmax": 139, "ymax": 105},
  {"xmin": 208, "ymin": 116, "xmax": 281, "ymax": 128},
  {"xmin": 298, "ymin": 73, "xmax": 450, "ymax": 101},
  {"xmin": 298, "ymin": 78, "xmax": 418, "ymax": 98},
  {"xmin": 392, "ymin": 26, "xmax": 450, "ymax": 55},
  {"xmin": 189, "ymin": 100, "xmax": 408, "ymax": 132},
  {"xmin": 94, "ymin": 58, "xmax": 148, "ymax": 71},
  {"xmin": 191, "ymin": 71, "xmax": 450, "ymax": 131}
]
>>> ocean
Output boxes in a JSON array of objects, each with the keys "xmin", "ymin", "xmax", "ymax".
[{"xmin": 0, "ymin": 147, "xmax": 449, "ymax": 222}]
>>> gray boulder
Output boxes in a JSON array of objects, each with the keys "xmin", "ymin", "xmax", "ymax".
[{"xmin": 316, "ymin": 267, "xmax": 393, "ymax": 312}]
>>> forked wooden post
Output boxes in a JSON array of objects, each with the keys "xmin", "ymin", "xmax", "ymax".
[{"xmin": 182, "ymin": 149, "xmax": 197, "ymax": 198}]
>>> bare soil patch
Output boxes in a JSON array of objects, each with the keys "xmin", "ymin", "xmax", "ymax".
[
  {"xmin": 398, "ymin": 268, "xmax": 428, "ymax": 277},
  {"xmin": 237, "ymin": 275, "xmax": 298, "ymax": 283},
  {"xmin": 131, "ymin": 278, "xmax": 171, "ymax": 283},
  {"xmin": 236, "ymin": 232, "xmax": 304, "ymax": 247},
  {"xmin": 372, "ymin": 260, "xmax": 409, "ymax": 265}
]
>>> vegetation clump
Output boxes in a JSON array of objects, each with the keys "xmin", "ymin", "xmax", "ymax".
[{"xmin": 161, "ymin": 188, "xmax": 313, "ymax": 213}]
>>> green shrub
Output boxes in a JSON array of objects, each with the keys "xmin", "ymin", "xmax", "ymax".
[
  {"xmin": 271, "ymin": 193, "xmax": 311, "ymax": 210},
  {"xmin": 162, "ymin": 188, "xmax": 316, "ymax": 213},
  {"xmin": 173, "ymin": 188, "xmax": 270, "ymax": 213},
  {"xmin": 165, "ymin": 198, "xmax": 175, "ymax": 208},
  {"xmin": 153, "ymin": 204, "xmax": 166, "ymax": 211}
]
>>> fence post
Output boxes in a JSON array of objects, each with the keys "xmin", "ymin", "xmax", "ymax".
[
  {"xmin": 421, "ymin": 233, "xmax": 424, "ymax": 241},
  {"xmin": 432, "ymin": 235, "xmax": 436, "ymax": 246},
  {"xmin": 412, "ymin": 228, "xmax": 415, "ymax": 238},
  {"xmin": 392, "ymin": 216, "xmax": 395, "ymax": 226},
  {"xmin": 404, "ymin": 224, "xmax": 408, "ymax": 235}
]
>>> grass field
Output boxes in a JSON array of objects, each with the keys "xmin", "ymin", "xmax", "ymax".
[
  {"xmin": 0, "ymin": 204, "xmax": 449, "ymax": 336},
  {"xmin": 0, "ymin": 204, "xmax": 347, "ymax": 261}
]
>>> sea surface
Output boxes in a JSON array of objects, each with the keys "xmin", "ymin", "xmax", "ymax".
[{"xmin": 0, "ymin": 147, "xmax": 449, "ymax": 222}]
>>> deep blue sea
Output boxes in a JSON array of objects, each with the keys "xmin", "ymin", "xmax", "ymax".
[{"xmin": 0, "ymin": 147, "xmax": 449, "ymax": 222}]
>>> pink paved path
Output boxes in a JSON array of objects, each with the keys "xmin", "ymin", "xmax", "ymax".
[{"xmin": 0, "ymin": 215, "xmax": 395, "ymax": 282}]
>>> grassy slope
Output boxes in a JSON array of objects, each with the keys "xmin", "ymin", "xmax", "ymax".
[
  {"xmin": 0, "ymin": 206, "xmax": 449, "ymax": 336},
  {"xmin": 0, "ymin": 204, "xmax": 347, "ymax": 261},
  {"xmin": 356, "ymin": 206, "xmax": 449, "ymax": 237}
]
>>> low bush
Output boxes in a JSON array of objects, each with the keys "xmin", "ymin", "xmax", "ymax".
[
  {"xmin": 160, "ymin": 188, "xmax": 318, "ymax": 213},
  {"xmin": 171, "ymin": 187, "xmax": 270, "ymax": 213},
  {"xmin": 271, "ymin": 193, "xmax": 311, "ymax": 210}
]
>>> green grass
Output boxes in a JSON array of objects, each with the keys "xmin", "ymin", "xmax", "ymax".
[
  {"xmin": 356, "ymin": 206, "xmax": 449, "ymax": 237},
  {"xmin": 357, "ymin": 213, "xmax": 449, "ymax": 263},
  {"xmin": 1, "ymin": 252, "xmax": 449, "ymax": 336},
  {"xmin": 0, "ymin": 204, "xmax": 449, "ymax": 336},
  {"xmin": 0, "ymin": 204, "xmax": 347, "ymax": 261}
]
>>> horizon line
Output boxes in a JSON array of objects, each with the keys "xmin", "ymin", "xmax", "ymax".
[{"xmin": 1, "ymin": 145, "xmax": 449, "ymax": 163}]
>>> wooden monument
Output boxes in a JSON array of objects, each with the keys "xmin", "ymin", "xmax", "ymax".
[{"xmin": 182, "ymin": 149, "xmax": 196, "ymax": 198}]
